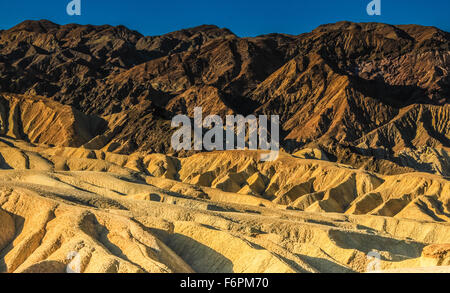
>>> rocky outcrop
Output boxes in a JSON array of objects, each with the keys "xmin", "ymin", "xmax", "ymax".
[
  {"xmin": 0, "ymin": 20, "xmax": 448, "ymax": 175},
  {"xmin": 0, "ymin": 138, "xmax": 448, "ymax": 273},
  {"xmin": 0, "ymin": 138, "xmax": 448, "ymax": 222},
  {"xmin": 0, "ymin": 94, "xmax": 105, "ymax": 147},
  {"xmin": 0, "ymin": 20, "xmax": 449, "ymax": 274}
]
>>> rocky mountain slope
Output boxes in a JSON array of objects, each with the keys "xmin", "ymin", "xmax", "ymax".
[
  {"xmin": 0, "ymin": 20, "xmax": 449, "ymax": 273},
  {"xmin": 0, "ymin": 20, "xmax": 449, "ymax": 175},
  {"xmin": 0, "ymin": 138, "xmax": 449, "ymax": 273}
]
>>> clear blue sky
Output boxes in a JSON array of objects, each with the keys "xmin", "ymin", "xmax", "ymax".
[{"xmin": 0, "ymin": 0, "xmax": 449, "ymax": 37}]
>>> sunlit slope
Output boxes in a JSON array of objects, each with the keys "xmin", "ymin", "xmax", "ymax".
[{"xmin": 0, "ymin": 138, "xmax": 449, "ymax": 273}]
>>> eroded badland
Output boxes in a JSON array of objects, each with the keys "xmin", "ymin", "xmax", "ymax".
[{"xmin": 0, "ymin": 20, "xmax": 449, "ymax": 273}]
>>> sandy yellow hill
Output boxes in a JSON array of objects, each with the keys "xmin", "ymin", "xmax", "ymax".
[{"xmin": 0, "ymin": 137, "xmax": 449, "ymax": 273}]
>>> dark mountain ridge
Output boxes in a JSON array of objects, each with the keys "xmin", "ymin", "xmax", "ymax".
[{"xmin": 0, "ymin": 20, "xmax": 448, "ymax": 175}]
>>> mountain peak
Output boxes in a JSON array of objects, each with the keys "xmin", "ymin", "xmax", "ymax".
[
  {"xmin": 163, "ymin": 24, "xmax": 236, "ymax": 39},
  {"xmin": 9, "ymin": 19, "xmax": 60, "ymax": 33},
  {"xmin": 0, "ymin": 20, "xmax": 448, "ymax": 173}
]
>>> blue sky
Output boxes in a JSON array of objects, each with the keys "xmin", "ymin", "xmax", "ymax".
[{"xmin": 0, "ymin": 0, "xmax": 449, "ymax": 37}]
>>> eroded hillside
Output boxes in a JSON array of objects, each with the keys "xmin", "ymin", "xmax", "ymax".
[
  {"xmin": 0, "ymin": 21, "xmax": 448, "ymax": 175},
  {"xmin": 0, "ymin": 20, "xmax": 449, "ymax": 274},
  {"xmin": 0, "ymin": 138, "xmax": 449, "ymax": 273}
]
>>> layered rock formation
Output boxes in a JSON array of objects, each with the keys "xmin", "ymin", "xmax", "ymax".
[
  {"xmin": 0, "ymin": 20, "xmax": 449, "ymax": 273},
  {"xmin": 0, "ymin": 20, "xmax": 448, "ymax": 175},
  {"xmin": 0, "ymin": 138, "xmax": 448, "ymax": 273}
]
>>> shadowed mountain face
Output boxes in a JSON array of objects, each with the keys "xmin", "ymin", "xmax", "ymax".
[
  {"xmin": 0, "ymin": 20, "xmax": 450, "ymax": 274},
  {"xmin": 0, "ymin": 20, "xmax": 449, "ymax": 174}
]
